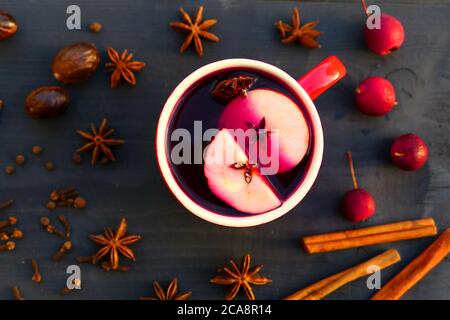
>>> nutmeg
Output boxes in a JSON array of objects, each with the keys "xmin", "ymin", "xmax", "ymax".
[
  {"xmin": 25, "ymin": 86, "xmax": 70, "ymax": 119},
  {"xmin": 0, "ymin": 11, "xmax": 18, "ymax": 41},
  {"xmin": 52, "ymin": 42, "xmax": 100, "ymax": 84}
]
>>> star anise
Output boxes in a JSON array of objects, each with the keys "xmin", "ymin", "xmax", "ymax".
[
  {"xmin": 105, "ymin": 47, "xmax": 146, "ymax": 88},
  {"xmin": 275, "ymin": 7, "xmax": 322, "ymax": 49},
  {"xmin": 140, "ymin": 278, "xmax": 192, "ymax": 300},
  {"xmin": 89, "ymin": 218, "xmax": 141, "ymax": 270},
  {"xmin": 170, "ymin": 6, "xmax": 220, "ymax": 57},
  {"xmin": 211, "ymin": 76, "xmax": 256, "ymax": 102},
  {"xmin": 210, "ymin": 254, "xmax": 272, "ymax": 300},
  {"xmin": 76, "ymin": 118, "xmax": 125, "ymax": 166}
]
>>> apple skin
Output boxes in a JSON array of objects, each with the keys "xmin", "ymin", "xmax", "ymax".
[
  {"xmin": 204, "ymin": 129, "xmax": 281, "ymax": 214},
  {"xmin": 218, "ymin": 89, "xmax": 310, "ymax": 173},
  {"xmin": 355, "ymin": 77, "xmax": 397, "ymax": 116},
  {"xmin": 364, "ymin": 13, "xmax": 405, "ymax": 56},
  {"xmin": 390, "ymin": 134, "xmax": 428, "ymax": 171},
  {"xmin": 342, "ymin": 188, "xmax": 376, "ymax": 222}
]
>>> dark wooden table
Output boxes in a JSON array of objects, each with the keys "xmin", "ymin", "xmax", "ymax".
[{"xmin": 0, "ymin": 0, "xmax": 449, "ymax": 300}]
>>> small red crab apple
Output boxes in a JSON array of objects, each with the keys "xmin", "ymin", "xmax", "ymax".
[
  {"xmin": 390, "ymin": 134, "xmax": 428, "ymax": 171},
  {"xmin": 342, "ymin": 151, "xmax": 376, "ymax": 222},
  {"xmin": 355, "ymin": 76, "xmax": 397, "ymax": 116},
  {"xmin": 361, "ymin": 0, "xmax": 405, "ymax": 55}
]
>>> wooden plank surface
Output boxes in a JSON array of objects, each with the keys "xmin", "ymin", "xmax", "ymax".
[{"xmin": 0, "ymin": 0, "xmax": 449, "ymax": 300}]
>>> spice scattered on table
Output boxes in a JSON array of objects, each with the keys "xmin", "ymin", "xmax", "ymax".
[
  {"xmin": 0, "ymin": 99, "xmax": 4, "ymax": 110},
  {"xmin": 52, "ymin": 241, "xmax": 72, "ymax": 262},
  {"xmin": 170, "ymin": 6, "xmax": 220, "ymax": 57},
  {"xmin": 342, "ymin": 151, "xmax": 376, "ymax": 222},
  {"xmin": 4, "ymin": 165, "xmax": 15, "ymax": 175},
  {"xmin": 31, "ymin": 145, "xmax": 43, "ymax": 155},
  {"xmin": 76, "ymin": 118, "xmax": 125, "ymax": 165},
  {"xmin": 89, "ymin": 21, "xmax": 102, "ymax": 33},
  {"xmin": 0, "ymin": 11, "xmax": 19, "ymax": 41},
  {"xmin": 45, "ymin": 161, "xmax": 55, "ymax": 172},
  {"xmin": 40, "ymin": 216, "xmax": 66, "ymax": 239},
  {"xmin": 15, "ymin": 154, "xmax": 25, "ymax": 166},
  {"xmin": 72, "ymin": 152, "xmax": 82, "ymax": 164},
  {"xmin": 0, "ymin": 216, "xmax": 22, "ymax": 254},
  {"xmin": 46, "ymin": 186, "xmax": 86, "ymax": 210},
  {"xmin": 89, "ymin": 218, "xmax": 141, "ymax": 271},
  {"xmin": 301, "ymin": 218, "xmax": 437, "ymax": 254},
  {"xmin": 31, "ymin": 259, "xmax": 42, "ymax": 283},
  {"xmin": 285, "ymin": 249, "xmax": 401, "ymax": 300},
  {"xmin": 0, "ymin": 241, "xmax": 15, "ymax": 252},
  {"xmin": 105, "ymin": 47, "xmax": 146, "ymax": 88},
  {"xmin": 12, "ymin": 286, "xmax": 25, "ymax": 300},
  {"xmin": 0, "ymin": 199, "xmax": 14, "ymax": 211},
  {"xmin": 210, "ymin": 253, "xmax": 272, "ymax": 300},
  {"xmin": 372, "ymin": 228, "xmax": 450, "ymax": 300},
  {"xmin": 25, "ymin": 86, "xmax": 70, "ymax": 119},
  {"xmin": 140, "ymin": 278, "xmax": 192, "ymax": 300},
  {"xmin": 275, "ymin": 7, "xmax": 322, "ymax": 49},
  {"xmin": 52, "ymin": 42, "xmax": 101, "ymax": 84}
]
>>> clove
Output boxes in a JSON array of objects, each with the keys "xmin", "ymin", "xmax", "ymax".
[
  {"xmin": 0, "ymin": 228, "xmax": 23, "ymax": 240},
  {"xmin": 58, "ymin": 214, "xmax": 71, "ymax": 239},
  {"xmin": 0, "ymin": 217, "xmax": 17, "ymax": 229},
  {"xmin": 0, "ymin": 241, "xmax": 15, "ymax": 252},
  {"xmin": 12, "ymin": 286, "xmax": 25, "ymax": 300},
  {"xmin": 40, "ymin": 216, "xmax": 66, "ymax": 239},
  {"xmin": 101, "ymin": 261, "xmax": 129, "ymax": 272},
  {"xmin": 31, "ymin": 259, "xmax": 42, "ymax": 283},
  {"xmin": 0, "ymin": 199, "xmax": 14, "ymax": 210},
  {"xmin": 52, "ymin": 241, "xmax": 72, "ymax": 262},
  {"xmin": 47, "ymin": 187, "xmax": 86, "ymax": 209},
  {"xmin": 76, "ymin": 255, "xmax": 94, "ymax": 264}
]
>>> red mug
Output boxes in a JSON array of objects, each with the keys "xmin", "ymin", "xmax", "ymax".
[{"xmin": 156, "ymin": 57, "xmax": 346, "ymax": 227}]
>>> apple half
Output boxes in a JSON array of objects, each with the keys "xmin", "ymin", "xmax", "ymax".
[{"xmin": 204, "ymin": 129, "xmax": 282, "ymax": 214}]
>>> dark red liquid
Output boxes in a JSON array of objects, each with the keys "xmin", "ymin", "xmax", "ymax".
[{"xmin": 167, "ymin": 69, "xmax": 313, "ymax": 217}]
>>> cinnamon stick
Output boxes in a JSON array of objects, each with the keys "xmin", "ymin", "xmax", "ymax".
[
  {"xmin": 371, "ymin": 228, "xmax": 450, "ymax": 300},
  {"xmin": 0, "ymin": 199, "xmax": 14, "ymax": 210},
  {"xmin": 302, "ymin": 218, "xmax": 437, "ymax": 254},
  {"xmin": 285, "ymin": 249, "xmax": 401, "ymax": 300}
]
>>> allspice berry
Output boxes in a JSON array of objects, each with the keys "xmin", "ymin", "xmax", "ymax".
[
  {"xmin": 45, "ymin": 162, "xmax": 55, "ymax": 172},
  {"xmin": 32, "ymin": 145, "xmax": 43, "ymax": 155},
  {"xmin": 4, "ymin": 165, "xmax": 15, "ymax": 175},
  {"xmin": 89, "ymin": 22, "xmax": 102, "ymax": 33},
  {"xmin": 73, "ymin": 197, "xmax": 87, "ymax": 209},
  {"xmin": 52, "ymin": 42, "xmax": 100, "ymax": 84},
  {"xmin": 72, "ymin": 152, "xmax": 82, "ymax": 164},
  {"xmin": 0, "ymin": 99, "xmax": 4, "ymax": 110},
  {"xmin": 15, "ymin": 155, "xmax": 25, "ymax": 166}
]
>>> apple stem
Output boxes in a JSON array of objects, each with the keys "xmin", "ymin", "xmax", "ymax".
[
  {"xmin": 361, "ymin": 0, "xmax": 370, "ymax": 17},
  {"xmin": 346, "ymin": 151, "xmax": 358, "ymax": 190}
]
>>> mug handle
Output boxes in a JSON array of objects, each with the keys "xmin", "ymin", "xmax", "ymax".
[{"xmin": 297, "ymin": 56, "xmax": 347, "ymax": 101}]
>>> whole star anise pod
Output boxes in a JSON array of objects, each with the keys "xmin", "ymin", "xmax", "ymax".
[
  {"xmin": 210, "ymin": 254, "xmax": 272, "ymax": 300},
  {"xmin": 90, "ymin": 218, "xmax": 141, "ymax": 270},
  {"xmin": 140, "ymin": 278, "xmax": 192, "ymax": 300},
  {"xmin": 106, "ymin": 47, "xmax": 146, "ymax": 88},
  {"xmin": 275, "ymin": 7, "xmax": 322, "ymax": 49},
  {"xmin": 76, "ymin": 118, "xmax": 125, "ymax": 165},
  {"xmin": 170, "ymin": 6, "xmax": 220, "ymax": 57}
]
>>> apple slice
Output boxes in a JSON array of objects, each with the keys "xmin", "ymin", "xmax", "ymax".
[
  {"xmin": 204, "ymin": 129, "xmax": 281, "ymax": 214},
  {"xmin": 218, "ymin": 89, "xmax": 309, "ymax": 173}
]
